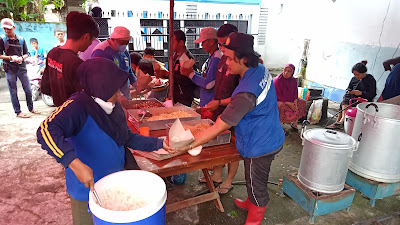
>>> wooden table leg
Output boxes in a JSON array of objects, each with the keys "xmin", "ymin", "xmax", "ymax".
[{"xmin": 202, "ymin": 168, "xmax": 224, "ymax": 212}]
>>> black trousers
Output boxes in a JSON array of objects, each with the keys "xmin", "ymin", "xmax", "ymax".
[
  {"xmin": 244, "ymin": 149, "xmax": 280, "ymax": 207},
  {"xmin": 124, "ymin": 147, "xmax": 140, "ymax": 170}
]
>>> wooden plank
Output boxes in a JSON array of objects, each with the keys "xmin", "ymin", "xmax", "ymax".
[
  {"xmin": 203, "ymin": 168, "xmax": 224, "ymax": 212},
  {"xmin": 166, "ymin": 192, "xmax": 220, "ymax": 213}
]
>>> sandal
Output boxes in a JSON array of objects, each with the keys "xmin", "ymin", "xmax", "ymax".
[
  {"xmin": 198, "ymin": 176, "xmax": 222, "ymax": 187},
  {"xmin": 217, "ymin": 184, "xmax": 234, "ymax": 195},
  {"xmin": 16, "ymin": 112, "xmax": 31, "ymax": 118},
  {"xmin": 290, "ymin": 123, "xmax": 298, "ymax": 131},
  {"xmin": 30, "ymin": 109, "xmax": 40, "ymax": 114},
  {"xmin": 327, "ymin": 122, "xmax": 343, "ymax": 129}
]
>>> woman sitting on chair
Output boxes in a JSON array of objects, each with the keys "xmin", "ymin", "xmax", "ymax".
[
  {"xmin": 273, "ymin": 64, "xmax": 306, "ymax": 130},
  {"xmin": 328, "ymin": 60, "xmax": 376, "ymax": 129}
]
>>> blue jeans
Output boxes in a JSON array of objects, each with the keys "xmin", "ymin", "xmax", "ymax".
[{"xmin": 5, "ymin": 69, "xmax": 33, "ymax": 115}]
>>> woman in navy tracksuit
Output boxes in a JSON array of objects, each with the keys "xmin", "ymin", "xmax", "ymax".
[{"xmin": 37, "ymin": 58, "xmax": 170, "ymax": 224}]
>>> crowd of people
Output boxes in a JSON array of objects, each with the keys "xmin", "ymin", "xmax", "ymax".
[{"xmin": 1, "ymin": 6, "xmax": 399, "ymax": 225}]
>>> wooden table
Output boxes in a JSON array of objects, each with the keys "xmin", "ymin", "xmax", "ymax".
[{"xmin": 127, "ymin": 121, "xmax": 243, "ymax": 213}]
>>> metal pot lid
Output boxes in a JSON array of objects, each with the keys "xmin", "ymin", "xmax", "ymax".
[{"xmin": 303, "ymin": 128, "xmax": 356, "ymax": 149}]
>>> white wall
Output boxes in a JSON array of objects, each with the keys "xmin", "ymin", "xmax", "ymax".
[
  {"xmin": 97, "ymin": 0, "xmax": 260, "ymax": 52},
  {"xmin": 260, "ymin": 0, "xmax": 400, "ymax": 97},
  {"xmin": 98, "ymin": 0, "xmax": 259, "ymax": 33}
]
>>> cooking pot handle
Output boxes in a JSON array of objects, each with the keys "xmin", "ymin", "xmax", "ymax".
[
  {"xmin": 300, "ymin": 120, "xmax": 310, "ymax": 145},
  {"xmin": 364, "ymin": 103, "xmax": 379, "ymax": 128},
  {"xmin": 365, "ymin": 103, "xmax": 379, "ymax": 112},
  {"xmin": 350, "ymin": 132, "xmax": 363, "ymax": 157},
  {"xmin": 324, "ymin": 130, "xmax": 339, "ymax": 139}
]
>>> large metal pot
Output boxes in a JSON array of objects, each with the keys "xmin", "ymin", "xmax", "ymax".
[
  {"xmin": 299, "ymin": 126, "xmax": 357, "ymax": 193},
  {"xmin": 350, "ymin": 102, "xmax": 400, "ymax": 183}
]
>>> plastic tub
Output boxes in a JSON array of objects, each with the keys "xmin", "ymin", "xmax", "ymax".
[{"xmin": 88, "ymin": 170, "xmax": 167, "ymax": 224}]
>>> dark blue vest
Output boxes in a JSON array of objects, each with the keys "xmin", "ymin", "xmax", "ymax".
[{"xmin": 232, "ymin": 64, "xmax": 285, "ymax": 158}]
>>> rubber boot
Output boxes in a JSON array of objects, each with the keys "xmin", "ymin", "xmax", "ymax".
[
  {"xmin": 244, "ymin": 201, "xmax": 267, "ymax": 225},
  {"xmin": 234, "ymin": 197, "xmax": 250, "ymax": 210}
]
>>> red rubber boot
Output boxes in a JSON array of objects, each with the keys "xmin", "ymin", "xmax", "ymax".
[
  {"xmin": 234, "ymin": 197, "xmax": 250, "ymax": 210},
  {"xmin": 244, "ymin": 202, "xmax": 267, "ymax": 225}
]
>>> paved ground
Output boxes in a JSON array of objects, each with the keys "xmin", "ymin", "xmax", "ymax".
[{"xmin": 0, "ymin": 75, "xmax": 399, "ymax": 225}]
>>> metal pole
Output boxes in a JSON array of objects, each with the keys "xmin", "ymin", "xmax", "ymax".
[{"xmin": 168, "ymin": 0, "xmax": 174, "ymax": 102}]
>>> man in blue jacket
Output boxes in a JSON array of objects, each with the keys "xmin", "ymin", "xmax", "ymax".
[
  {"xmin": 176, "ymin": 33, "xmax": 285, "ymax": 224},
  {"xmin": 37, "ymin": 58, "xmax": 171, "ymax": 224},
  {"xmin": 181, "ymin": 27, "xmax": 222, "ymax": 109},
  {"xmin": 91, "ymin": 26, "xmax": 136, "ymax": 99}
]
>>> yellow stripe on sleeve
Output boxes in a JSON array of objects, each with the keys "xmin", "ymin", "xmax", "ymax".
[
  {"xmin": 41, "ymin": 100, "xmax": 74, "ymax": 158},
  {"xmin": 49, "ymin": 100, "xmax": 73, "ymax": 122},
  {"xmin": 40, "ymin": 121, "xmax": 62, "ymax": 158}
]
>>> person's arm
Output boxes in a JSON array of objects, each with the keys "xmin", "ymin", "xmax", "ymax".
[
  {"xmin": 346, "ymin": 78, "xmax": 354, "ymax": 91},
  {"xmin": 21, "ymin": 39, "xmax": 29, "ymax": 61},
  {"xmin": 382, "ymin": 95, "xmax": 400, "ymax": 105},
  {"xmin": 91, "ymin": 48, "xmax": 114, "ymax": 61},
  {"xmin": 285, "ymin": 101, "xmax": 298, "ymax": 111},
  {"xmin": 36, "ymin": 100, "xmax": 86, "ymax": 167},
  {"xmin": 125, "ymin": 50, "xmax": 137, "ymax": 84},
  {"xmin": 65, "ymin": 58, "xmax": 84, "ymax": 97},
  {"xmin": 174, "ymin": 92, "xmax": 256, "ymax": 153},
  {"xmin": 188, "ymin": 117, "xmax": 231, "ymax": 150},
  {"xmin": 0, "ymin": 54, "xmax": 12, "ymax": 60},
  {"xmin": 360, "ymin": 76, "xmax": 377, "ymax": 101},
  {"xmin": 383, "ymin": 57, "xmax": 400, "ymax": 71},
  {"xmin": 0, "ymin": 39, "xmax": 12, "ymax": 60},
  {"xmin": 41, "ymin": 53, "xmax": 52, "ymax": 95},
  {"xmin": 189, "ymin": 56, "xmax": 220, "ymax": 89},
  {"xmin": 36, "ymin": 99, "xmax": 94, "ymax": 189},
  {"xmin": 31, "ymin": 49, "xmax": 38, "ymax": 58},
  {"xmin": 204, "ymin": 97, "xmax": 231, "ymax": 111},
  {"xmin": 125, "ymin": 127, "xmax": 164, "ymax": 152},
  {"xmin": 43, "ymin": 48, "xmax": 47, "ymax": 59}
]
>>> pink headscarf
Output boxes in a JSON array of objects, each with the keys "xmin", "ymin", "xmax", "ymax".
[{"xmin": 273, "ymin": 64, "xmax": 298, "ymax": 102}]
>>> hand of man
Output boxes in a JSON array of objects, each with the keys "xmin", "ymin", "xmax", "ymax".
[
  {"xmin": 204, "ymin": 100, "xmax": 219, "ymax": 111},
  {"xmin": 180, "ymin": 66, "xmax": 193, "ymax": 77},
  {"xmin": 69, "ymin": 158, "xmax": 95, "ymax": 191}
]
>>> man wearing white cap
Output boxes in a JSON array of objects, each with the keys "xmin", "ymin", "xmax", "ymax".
[
  {"xmin": 92, "ymin": 26, "xmax": 136, "ymax": 99},
  {"xmin": 181, "ymin": 27, "xmax": 222, "ymax": 114},
  {"xmin": 0, "ymin": 18, "xmax": 38, "ymax": 118}
]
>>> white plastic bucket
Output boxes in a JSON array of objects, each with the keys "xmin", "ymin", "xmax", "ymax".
[{"xmin": 88, "ymin": 170, "xmax": 167, "ymax": 225}]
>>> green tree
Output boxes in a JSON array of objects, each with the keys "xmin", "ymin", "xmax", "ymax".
[{"xmin": 0, "ymin": 0, "xmax": 41, "ymax": 21}]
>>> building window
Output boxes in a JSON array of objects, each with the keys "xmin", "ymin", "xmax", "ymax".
[
  {"xmin": 216, "ymin": 13, "xmax": 220, "ymax": 20},
  {"xmin": 228, "ymin": 13, "xmax": 231, "ymax": 20}
]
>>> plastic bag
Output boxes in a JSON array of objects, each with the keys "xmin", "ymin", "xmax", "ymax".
[{"xmin": 307, "ymin": 99, "xmax": 323, "ymax": 124}]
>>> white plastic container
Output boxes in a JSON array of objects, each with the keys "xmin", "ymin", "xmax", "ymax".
[{"xmin": 88, "ymin": 170, "xmax": 167, "ymax": 225}]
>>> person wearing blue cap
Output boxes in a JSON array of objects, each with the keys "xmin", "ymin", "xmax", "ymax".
[
  {"xmin": 37, "ymin": 58, "xmax": 171, "ymax": 224},
  {"xmin": 175, "ymin": 33, "xmax": 285, "ymax": 224}
]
